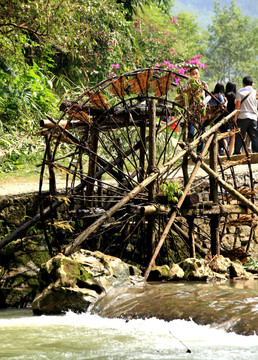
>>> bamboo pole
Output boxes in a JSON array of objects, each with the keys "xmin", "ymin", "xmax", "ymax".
[
  {"xmin": 85, "ymin": 127, "xmax": 99, "ymax": 207},
  {"xmin": 147, "ymin": 99, "xmax": 157, "ymax": 260},
  {"xmin": 209, "ymin": 131, "xmax": 220, "ymax": 255},
  {"xmin": 129, "ymin": 203, "xmax": 249, "ymax": 216},
  {"xmin": 139, "ymin": 124, "xmax": 146, "ymax": 183},
  {"xmin": 187, "ymin": 217, "xmax": 195, "ymax": 257},
  {"xmin": 144, "ymin": 134, "xmax": 215, "ymax": 280}
]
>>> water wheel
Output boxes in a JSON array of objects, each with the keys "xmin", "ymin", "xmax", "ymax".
[{"xmin": 38, "ymin": 67, "xmax": 257, "ymax": 274}]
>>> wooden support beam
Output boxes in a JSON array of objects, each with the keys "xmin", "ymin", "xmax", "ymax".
[
  {"xmin": 182, "ymin": 204, "xmax": 249, "ymax": 216},
  {"xmin": 147, "ymin": 99, "xmax": 157, "ymax": 260},
  {"xmin": 129, "ymin": 203, "xmax": 250, "ymax": 216},
  {"xmin": 85, "ymin": 127, "xmax": 99, "ymax": 208},
  {"xmin": 187, "ymin": 217, "xmax": 195, "ymax": 258},
  {"xmin": 209, "ymin": 131, "xmax": 220, "ymax": 256}
]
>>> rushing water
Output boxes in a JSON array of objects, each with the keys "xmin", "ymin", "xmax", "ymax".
[{"xmin": 1, "ymin": 281, "xmax": 258, "ymax": 360}]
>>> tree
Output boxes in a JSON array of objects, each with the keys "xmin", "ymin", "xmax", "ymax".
[
  {"xmin": 116, "ymin": 0, "xmax": 173, "ymax": 20},
  {"xmin": 204, "ymin": 0, "xmax": 258, "ymax": 84},
  {"xmin": 0, "ymin": 0, "xmax": 136, "ymax": 84}
]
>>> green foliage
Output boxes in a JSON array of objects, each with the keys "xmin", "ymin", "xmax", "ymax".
[
  {"xmin": 244, "ymin": 257, "xmax": 258, "ymax": 270},
  {"xmin": 131, "ymin": 5, "xmax": 205, "ymax": 69},
  {"xmin": 160, "ymin": 181, "xmax": 182, "ymax": 204},
  {"xmin": 204, "ymin": 0, "xmax": 258, "ymax": 84},
  {"xmin": 175, "ymin": 79, "xmax": 206, "ymax": 116},
  {"xmin": 117, "ymin": 0, "xmax": 173, "ymax": 20},
  {"xmin": 0, "ymin": 58, "xmax": 59, "ymax": 170}
]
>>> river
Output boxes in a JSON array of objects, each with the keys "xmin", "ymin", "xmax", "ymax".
[{"xmin": 0, "ymin": 281, "xmax": 258, "ymax": 360}]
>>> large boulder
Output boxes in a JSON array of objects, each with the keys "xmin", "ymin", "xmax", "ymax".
[
  {"xmin": 179, "ymin": 258, "xmax": 215, "ymax": 281},
  {"xmin": 32, "ymin": 249, "xmax": 143, "ymax": 315},
  {"xmin": 208, "ymin": 255, "xmax": 231, "ymax": 274}
]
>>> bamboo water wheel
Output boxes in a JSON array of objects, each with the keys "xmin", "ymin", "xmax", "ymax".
[{"xmin": 37, "ymin": 68, "xmax": 257, "ymax": 277}]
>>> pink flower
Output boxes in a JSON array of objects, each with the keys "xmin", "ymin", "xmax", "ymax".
[
  {"xmin": 162, "ymin": 39, "xmax": 166, "ymax": 43},
  {"xmin": 92, "ymin": 69, "xmax": 95, "ymax": 72},
  {"xmin": 111, "ymin": 64, "xmax": 120, "ymax": 69},
  {"xmin": 165, "ymin": 30, "xmax": 170, "ymax": 35},
  {"xmin": 174, "ymin": 77, "xmax": 180, "ymax": 85},
  {"xmin": 150, "ymin": 38, "xmax": 154, "ymax": 41},
  {"xmin": 109, "ymin": 41, "xmax": 114, "ymax": 45},
  {"xmin": 174, "ymin": 17, "xmax": 178, "ymax": 23},
  {"xmin": 138, "ymin": 29, "xmax": 142, "ymax": 33}
]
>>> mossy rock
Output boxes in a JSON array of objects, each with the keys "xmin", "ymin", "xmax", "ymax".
[
  {"xmin": 0, "ymin": 236, "xmax": 51, "ymax": 308},
  {"xmin": 148, "ymin": 265, "xmax": 170, "ymax": 281}
]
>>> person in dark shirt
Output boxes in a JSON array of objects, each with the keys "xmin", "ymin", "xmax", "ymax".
[
  {"xmin": 208, "ymin": 83, "xmax": 226, "ymax": 106},
  {"xmin": 225, "ymin": 81, "xmax": 236, "ymax": 155},
  {"xmin": 208, "ymin": 83, "xmax": 227, "ymax": 156}
]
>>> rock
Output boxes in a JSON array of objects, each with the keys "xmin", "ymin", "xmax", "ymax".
[
  {"xmin": 208, "ymin": 255, "xmax": 231, "ymax": 274},
  {"xmin": 229, "ymin": 260, "xmax": 253, "ymax": 279},
  {"xmin": 0, "ymin": 237, "xmax": 50, "ymax": 307},
  {"xmin": 148, "ymin": 265, "xmax": 170, "ymax": 281},
  {"xmin": 32, "ymin": 249, "xmax": 144, "ymax": 315},
  {"xmin": 168, "ymin": 264, "xmax": 184, "ymax": 280},
  {"xmin": 179, "ymin": 258, "xmax": 215, "ymax": 281}
]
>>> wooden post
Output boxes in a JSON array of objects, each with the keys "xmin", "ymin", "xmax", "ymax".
[
  {"xmin": 182, "ymin": 122, "xmax": 189, "ymax": 185},
  {"xmin": 44, "ymin": 134, "xmax": 56, "ymax": 195},
  {"xmin": 187, "ymin": 217, "xmax": 196, "ymax": 258},
  {"xmin": 183, "ymin": 120, "xmax": 194, "ymax": 257},
  {"xmin": 139, "ymin": 124, "xmax": 146, "ymax": 183},
  {"xmin": 85, "ymin": 127, "xmax": 99, "ymax": 208},
  {"xmin": 209, "ymin": 131, "xmax": 220, "ymax": 256},
  {"xmin": 147, "ymin": 99, "xmax": 156, "ymax": 260},
  {"xmin": 96, "ymin": 165, "xmax": 103, "ymax": 208}
]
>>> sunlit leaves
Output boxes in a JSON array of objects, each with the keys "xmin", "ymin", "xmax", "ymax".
[{"xmin": 205, "ymin": 0, "xmax": 258, "ymax": 83}]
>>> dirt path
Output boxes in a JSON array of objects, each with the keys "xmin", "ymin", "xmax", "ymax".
[
  {"xmin": 0, "ymin": 179, "xmax": 67, "ymax": 196},
  {"xmin": 0, "ymin": 160, "xmax": 257, "ymax": 197}
]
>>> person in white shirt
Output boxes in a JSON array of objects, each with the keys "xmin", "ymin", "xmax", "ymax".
[{"xmin": 234, "ymin": 76, "xmax": 258, "ymax": 154}]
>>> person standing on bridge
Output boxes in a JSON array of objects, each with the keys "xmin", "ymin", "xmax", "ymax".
[{"xmin": 233, "ymin": 76, "xmax": 258, "ymax": 154}]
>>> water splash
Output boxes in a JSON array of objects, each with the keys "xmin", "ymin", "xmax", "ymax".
[{"xmin": 0, "ymin": 309, "xmax": 257, "ymax": 360}]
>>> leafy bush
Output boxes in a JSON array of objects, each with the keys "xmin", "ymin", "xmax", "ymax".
[{"xmin": 160, "ymin": 181, "xmax": 183, "ymax": 204}]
